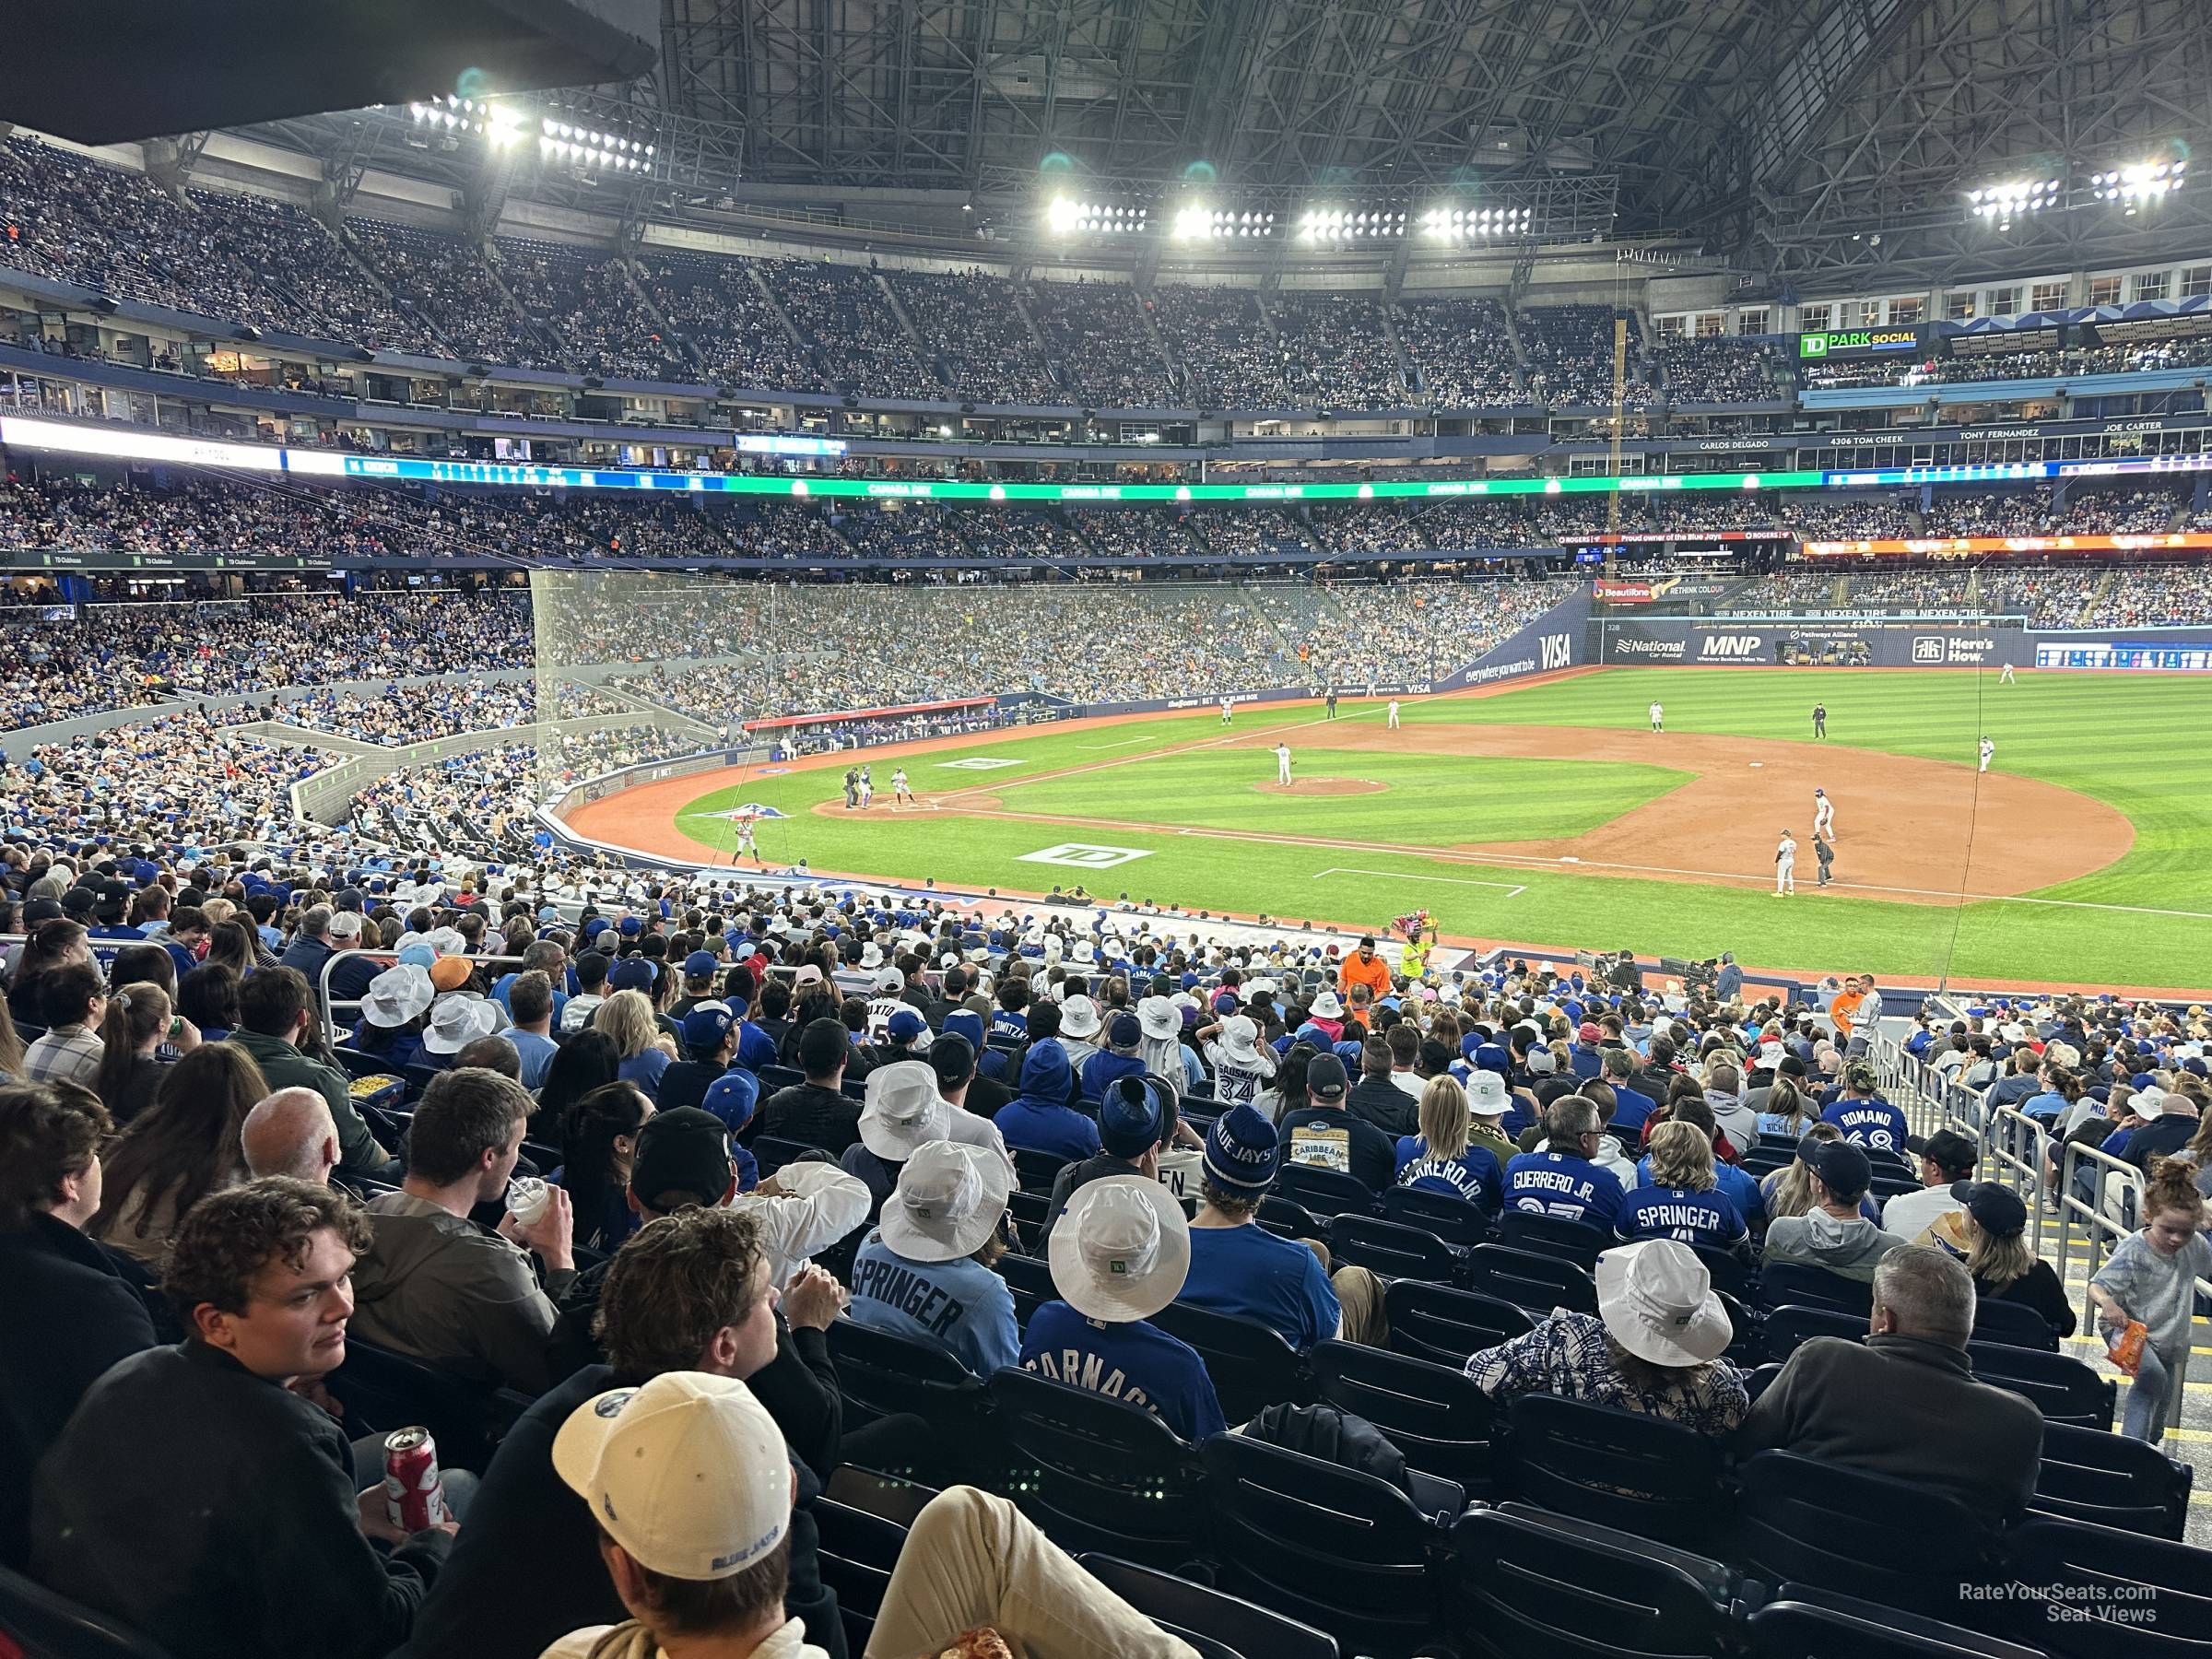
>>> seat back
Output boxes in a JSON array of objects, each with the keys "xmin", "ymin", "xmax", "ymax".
[
  {"xmin": 824, "ymin": 1318, "xmax": 991, "ymax": 1444},
  {"xmin": 1736, "ymin": 1450, "xmax": 1997, "ymax": 1618},
  {"xmin": 1328, "ymin": 1214, "xmax": 1458, "ymax": 1283},
  {"xmin": 324, "ymin": 1337, "xmax": 529, "ymax": 1473},
  {"xmin": 994, "ymin": 1253, "xmax": 1055, "ymax": 1328},
  {"xmin": 1759, "ymin": 1303, "xmax": 1868, "ymax": 1362},
  {"xmin": 1198, "ymin": 1434, "xmax": 1443, "ymax": 1656},
  {"xmin": 1277, "ymin": 1164, "xmax": 1380, "ymax": 1219},
  {"xmin": 1969, "ymin": 1297, "xmax": 2058, "ymax": 1351},
  {"xmin": 2031, "ymin": 1423, "xmax": 2194, "ymax": 1540},
  {"xmin": 1255, "ymin": 1194, "xmax": 1326, "ymax": 1242},
  {"xmin": 2003, "ymin": 1515, "xmax": 2212, "ymax": 1653},
  {"xmin": 1747, "ymin": 1585, "xmax": 2052, "ymax": 1659},
  {"xmin": 1381, "ymin": 1185, "xmax": 1491, "ymax": 1247},
  {"xmin": 1964, "ymin": 1342, "xmax": 2115, "ymax": 1430},
  {"xmin": 1463, "ymin": 1243, "xmax": 1598, "ymax": 1315},
  {"xmin": 1447, "ymin": 1505, "xmax": 1732, "ymax": 1659},
  {"xmin": 1493, "ymin": 1210, "xmax": 1608, "ymax": 1268},
  {"xmin": 1310, "ymin": 1339, "xmax": 1499, "ymax": 1495},
  {"xmin": 810, "ymin": 1495, "xmax": 906, "ymax": 1653},
  {"xmin": 1151, "ymin": 1301, "xmax": 1309, "ymax": 1420},
  {"xmin": 1384, "ymin": 1280, "xmax": 1532, "ymax": 1370},
  {"xmin": 1757, "ymin": 1263, "xmax": 1875, "ymax": 1316},
  {"xmin": 1689, "ymin": 1242, "xmax": 1751, "ymax": 1298},
  {"xmin": 1077, "ymin": 1554, "xmax": 1339, "ymax": 1659},
  {"xmin": 751, "ymin": 1135, "xmax": 819, "ymax": 1176},
  {"xmin": 0, "ymin": 1564, "xmax": 175, "ymax": 1659},
  {"xmin": 1013, "ymin": 1147, "xmax": 1071, "ymax": 1194},
  {"xmin": 758, "ymin": 1064, "xmax": 805, "ymax": 1092},
  {"xmin": 1502, "ymin": 1394, "xmax": 1730, "ymax": 1544},
  {"xmin": 987, "ymin": 1370, "xmax": 1202, "ymax": 1563}
]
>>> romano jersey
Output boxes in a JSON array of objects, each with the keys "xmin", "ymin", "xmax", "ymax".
[{"xmin": 1820, "ymin": 1097, "xmax": 1910, "ymax": 1156}]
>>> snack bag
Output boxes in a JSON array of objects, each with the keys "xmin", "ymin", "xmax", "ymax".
[{"xmin": 2108, "ymin": 1319, "xmax": 2149, "ymax": 1377}]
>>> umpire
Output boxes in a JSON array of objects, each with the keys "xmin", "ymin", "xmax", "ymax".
[{"xmin": 1813, "ymin": 830, "xmax": 1836, "ymax": 888}]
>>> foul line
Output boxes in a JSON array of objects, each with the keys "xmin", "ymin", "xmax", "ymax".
[
  {"xmin": 1316, "ymin": 866, "xmax": 1525, "ymax": 898},
  {"xmin": 1077, "ymin": 736, "xmax": 1158, "ymax": 750}
]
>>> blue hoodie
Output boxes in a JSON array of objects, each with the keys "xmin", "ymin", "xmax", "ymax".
[
  {"xmin": 1079, "ymin": 1047, "xmax": 1147, "ymax": 1101},
  {"xmin": 995, "ymin": 1041, "xmax": 1100, "ymax": 1161}
]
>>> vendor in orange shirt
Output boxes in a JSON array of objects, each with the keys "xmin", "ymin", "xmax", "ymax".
[
  {"xmin": 1339, "ymin": 934, "xmax": 1396, "ymax": 1004},
  {"xmin": 1829, "ymin": 974, "xmax": 1866, "ymax": 1041}
]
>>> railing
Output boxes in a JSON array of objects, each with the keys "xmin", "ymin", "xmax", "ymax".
[
  {"xmin": 313, "ymin": 947, "xmax": 534, "ymax": 1036},
  {"xmin": 1869, "ymin": 1030, "xmax": 2202, "ymax": 1435}
]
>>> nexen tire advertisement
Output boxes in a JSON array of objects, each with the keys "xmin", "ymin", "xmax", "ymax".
[{"xmin": 1595, "ymin": 618, "xmax": 2028, "ymax": 669}]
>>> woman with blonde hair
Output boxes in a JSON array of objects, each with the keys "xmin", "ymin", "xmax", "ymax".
[
  {"xmin": 1392, "ymin": 1074, "xmax": 1505, "ymax": 1212},
  {"xmin": 595, "ymin": 987, "xmax": 671, "ymax": 1097},
  {"xmin": 1618, "ymin": 1119, "xmax": 1749, "ymax": 1254},
  {"xmin": 1928, "ymin": 1181, "xmax": 2074, "ymax": 1335},
  {"xmin": 1756, "ymin": 1074, "xmax": 1819, "ymax": 1139},
  {"xmin": 1759, "ymin": 1123, "xmax": 1879, "ymax": 1224}
]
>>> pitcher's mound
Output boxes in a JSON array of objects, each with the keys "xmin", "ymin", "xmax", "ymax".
[{"xmin": 1256, "ymin": 778, "xmax": 1388, "ymax": 797}]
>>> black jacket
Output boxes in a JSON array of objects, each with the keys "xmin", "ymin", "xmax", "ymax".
[
  {"xmin": 1735, "ymin": 1334, "xmax": 2042, "ymax": 1525},
  {"xmin": 2124, "ymin": 1114, "xmax": 2196, "ymax": 1176},
  {"xmin": 1278, "ymin": 1104, "xmax": 1398, "ymax": 1193},
  {"xmin": 1347, "ymin": 1075, "xmax": 1421, "ymax": 1139},
  {"xmin": 760, "ymin": 1082, "xmax": 862, "ymax": 1152},
  {"xmin": 1979, "ymin": 1260, "xmax": 2077, "ymax": 1339},
  {"xmin": 32, "ymin": 1342, "xmax": 452, "ymax": 1659},
  {"xmin": 0, "ymin": 1215, "xmax": 158, "ymax": 1568},
  {"xmin": 397, "ymin": 1360, "xmax": 843, "ymax": 1659}
]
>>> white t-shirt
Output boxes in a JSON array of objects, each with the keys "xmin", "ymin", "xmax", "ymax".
[{"xmin": 1881, "ymin": 1183, "xmax": 1965, "ymax": 1241}]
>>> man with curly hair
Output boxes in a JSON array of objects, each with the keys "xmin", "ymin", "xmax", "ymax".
[{"xmin": 31, "ymin": 1177, "xmax": 456, "ymax": 1659}]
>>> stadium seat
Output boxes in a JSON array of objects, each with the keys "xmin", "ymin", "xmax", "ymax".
[
  {"xmin": 1012, "ymin": 1147, "xmax": 1072, "ymax": 1194},
  {"xmin": 1740, "ymin": 1146, "xmax": 1797, "ymax": 1179},
  {"xmin": 810, "ymin": 1495, "xmax": 907, "ymax": 1653},
  {"xmin": 1326, "ymin": 1214, "xmax": 1459, "ymax": 1283},
  {"xmin": 1198, "ymin": 1434, "xmax": 1449, "ymax": 1658},
  {"xmin": 1756, "ymin": 1262, "xmax": 1875, "ymax": 1317},
  {"xmin": 1462, "ymin": 1243, "xmax": 1599, "ymax": 1315},
  {"xmin": 1256, "ymin": 1194, "xmax": 1327, "ymax": 1242},
  {"xmin": 1970, "ymin": 1297, "xmax": 2060, "ymax": 1351},
  {"xmin": 1077, "ymin": 1554, "xmax": 1340, "ymax": 1659},
  {"xmin": 1309, "ymin": 1339, "xmax": 1500, "ymax": 1495},
  {"xmin": 1736, "ymin": 1450, "xmax": 2002, "ymax": 1618},
  {"xmin": 1005, "ymin": 1188, "xmax": 1050, "ymax": 1249},
  {"xmin": 1745, "ymin": 1584, "xmax": 2052, "ymax": 1659},
  {"xmin": 1385, "ymin": 1280, "xmax": 1532, "ymax": 1370},
  {"xmin": 324, "ymin": 1337, "xmax": 531, "ymax": 1474},
  {"xmin": 751, "ymin": 1135, "xmax": 820, "ymax": 1176},
  {"xmin": 1446, "ymin": 1504, "xmax": 1735, "ymax": 1659},
  {"xmin": 1965, "ymin": 1343, "xmax": 2114, "ymax": 1430},
  {"xmin": 995, "ymin": 1252, "xmax": 1055, "ymax": 1327},
  {"xmin": 1381, "ymin": 1185, "xmax": 1490, "ymax": 1247},
  {"xmin": 0, "ymin": 1563, "xmax": 176, "ymax": 1659},
  {"xmin": 1759, "ymin": 1302, "xmax": 1868, "ymax": 1362},
  {"xmin": 2000, "ymin": 1516, "xmax": 2212, "ymax": 1655},
  {"xmin": 1500, "ymin": 1394, "xmax": 1732, "ymax": 1545},
  {"xmin": 2030, "ymin": 1423, "xmax": 2194, "ymax": 1539},
  {"xmin": 987, "ymin": 1369, "xmax": 1204, "ymax": 1565},
  {"xmin": 1493, "ymin": 1210, "xmax": 1609, "ymax": 1269},
  {"xmin": 823, "ymin": 1319, "xmax": 994, "ymax": 1463},
  {"xmin": 758, "ymin": 1065, "xmax": 805, "ymax": 1092},
  {"xmin": 1151, "ymin": 1301, "xmax": 1311, "ymax": 1421},
  {"xmin": 1689, "ymin": 1241, "xmax": 1753, "ymax": 1298},
  {"xmin": 1277, "ymin": 1164, "xmax": 1381, "ymax": 1219}
]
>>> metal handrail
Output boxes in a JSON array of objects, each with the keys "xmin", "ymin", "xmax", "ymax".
[{"xmin": 314, "ymin": 946, "xmax": 536, "ymax": 1035}]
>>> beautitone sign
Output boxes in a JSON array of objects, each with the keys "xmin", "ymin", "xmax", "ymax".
[{"xmin": 1598, "ymin": 618, "xmax": 2025, "ymax": 669}]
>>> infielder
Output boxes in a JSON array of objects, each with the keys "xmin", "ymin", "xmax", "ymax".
[
  {"xmin": 1219, "ymin": 697, "xmax": 1234, "ymax": 725},
  {"xmin": 735, "ymin": 812, "xmax": 759, "ymax": 863},
  {"xmin": 891, "ymin": 767, "xmax": 913, "ymax": 806},
  {"xmin": 1649, "ymin": 700, "xmax": 1665, "ymax": 733},
  {"xmin": 1774, "ymin": 830, "xmax": 1797, "ymax": 895},
  {"xmin": 1387, "ymin": 699, "xmax": 1401, "ymax": 729},
  {"xmin": 1812, "ymin": 788, "xmax": 1834, "ymax": 841},
  {"xmin": 1979, "ymin": 735, "xmax": 1994, "ymax": 773},
  {"xmin": 1275, "ymin": 742, "xmax": 1293, "ymax": 785}
]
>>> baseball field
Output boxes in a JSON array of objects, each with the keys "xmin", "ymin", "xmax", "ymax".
[{"xmin": 563, "ymin": 666, "xmax": 2212, "ymax": 994}]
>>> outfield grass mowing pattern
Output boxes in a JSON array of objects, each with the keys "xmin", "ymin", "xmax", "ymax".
[{"xmin": 667, "ymin": 668, "xmax": 2212, "ymax": 988}]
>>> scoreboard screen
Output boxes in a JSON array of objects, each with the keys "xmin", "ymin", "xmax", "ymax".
[{"xmin": 2036, "ymin": 641, "xmax": 2212, "ymax": 671}]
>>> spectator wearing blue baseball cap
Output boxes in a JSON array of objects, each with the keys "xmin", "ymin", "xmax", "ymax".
[
  {"xmin": 667, "ymin": 950, "xmax": 723, "ymax": 1021},
  {"xmin": 657, "ymin": 1004, "xmax": 738, "ymax": 1115},
  {"xmin": 937, "ymin": 1010, "xmax": 1013, "ymax": 1118},
  {"xmin": 1761, "ymin": 1135, "xmax": 1901, "ymax": 1282},
  {"xmin": 1036, "ymin": 1077, "xmax": 1170, "ymax": 1248},
  {"xmin": 882, "ymin": 1007, "xmax": 932, "ymax": 1062},
  {"xmin": 1181, "ymin": 1104, "xmax": 1360, "ymax": 1348}
]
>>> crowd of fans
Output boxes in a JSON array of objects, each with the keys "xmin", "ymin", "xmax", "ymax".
[
  {"xmin": 759, "ymin": 261, "xmax": 938, "ymax": 401},
  {"xmin": 1150, "ymin": 285, "xmax": 1290, "ymax": 409},
  {"xmin": 494, "ymin": 239, "xmax": 685, "ymax": 382},
  {"xmin": 1261, "ymin": 291, "xmax": 1404, "ymax": 409},
  {"xmin": 342, "ymin": 218, "xmax": 557, "ymax": 367},
  {"xmin": 2059, "ymin": 485, "xmax": 2186, "ymax": 535},
  {"xmin": 2078, "ymin": 564, "xmax": 2212, "ymax": 629},
  {"xmin": 637, "ymin": 253, "xmax": 823, "ymax": 393},
  {"xmin": 1029, "ymin": 280, "xmax": 1181, "ymax": 407},
  {"xmin": 1395, "ymin": 295, "xmax": 1524, "ymax": 408},
  {"xmin": 891, "ymin": 269, "xmax": 1062, "ymax": 406},
  {"xmin": 1660, "ymin": 337, "xmax": 1785, "ymax": 404},
  {"xmin": 1519, "ymin": 306, "xmax": 1655, "ymax": 409}
]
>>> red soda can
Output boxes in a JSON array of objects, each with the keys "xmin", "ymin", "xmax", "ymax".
[{"xmin": 382, "ymin": 1427, "xmax": 448, "ymax": 1533}]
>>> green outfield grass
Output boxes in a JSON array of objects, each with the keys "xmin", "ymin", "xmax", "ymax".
[{"xmin": 665, "ymin": 667, "xmax": 2212, "ymax": 988}]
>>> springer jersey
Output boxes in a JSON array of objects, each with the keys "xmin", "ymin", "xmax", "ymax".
[
  {"xmin": 1018, "ymin": 1302, "xmax": 1226, "ymax": 1442},
  {"xmin": 1503, "ymin": 1149, "xmax": 1626, "ymax": 1229},
  {"xmin": 1617, "ymin": 1183, "xmax": 1748, "ymax": 1251},
  {"xmin": 847, "ymin": 1233, "xmax": 1020, "ymax": 1381}
]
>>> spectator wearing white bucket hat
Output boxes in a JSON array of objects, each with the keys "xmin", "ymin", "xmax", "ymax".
[
  {"xmin": 1198, "ymin": 1013, "xmax": 1278, "ymax": 1108},
  {"xmin": 848, "ymin": 1141, "xmax": 1018, "ymax": 1380},
  {"xmin": 1138, "ymin": 994, "xmax": 1203, "ymax": 1094},
  {"xmin": 841, "ymin": 1059, "xmax": 951, "ymax": 1216},
  {"xmin": 1464, "ymin": 1238, "xmax": 1749, "ymax": 1435},
  {"xmin": 422, "ymin": 992, "xmax": 509, "ymax": 1072},
  {"xmin": 1020, "ymin": 1176, "xmax": 1225, "ymax": 1441},
  {"xmin": 1057, "ymin": 994, "xmax": 1105, "ymax": 1073},
  {"xmin": 353, "ymin": 962, "xmax": 435, "ymax": 1071},
  {"xmin": 1306, "ymin": 988, "xmax": 1347, "ymax": 1042}
]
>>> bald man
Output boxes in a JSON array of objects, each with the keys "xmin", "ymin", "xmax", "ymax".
[{"xmin": 241, "ymin": 1087, "xmax": 340, "ymax": 1184}]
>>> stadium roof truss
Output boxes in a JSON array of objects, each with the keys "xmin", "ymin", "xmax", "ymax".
[{"xmin": 235, "ymin": 0, "xmax": 2212, "ymax": 288}]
